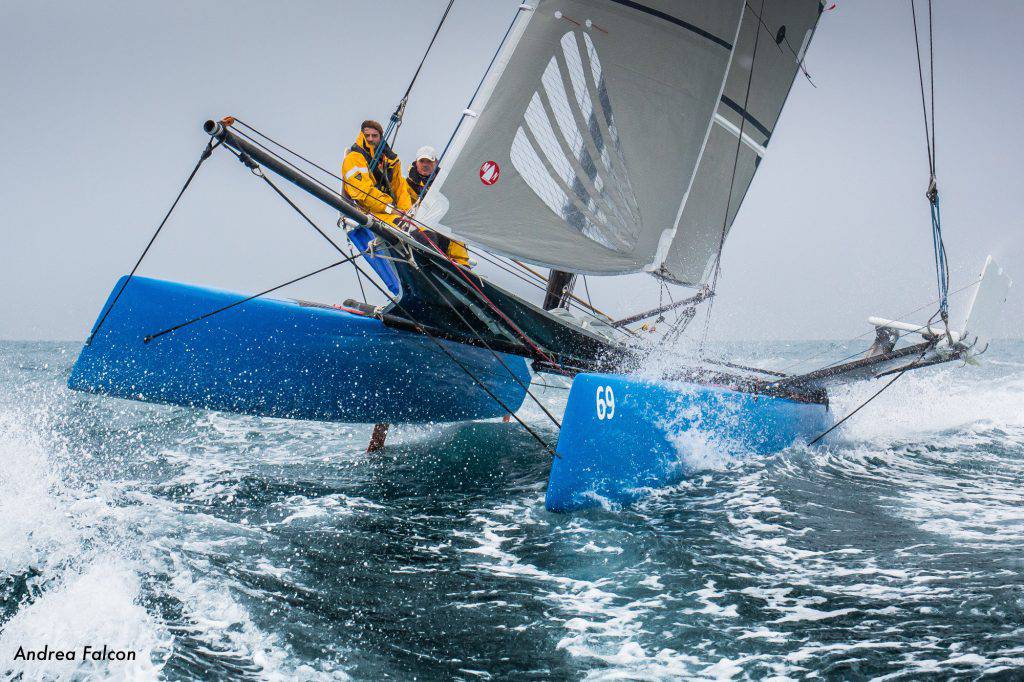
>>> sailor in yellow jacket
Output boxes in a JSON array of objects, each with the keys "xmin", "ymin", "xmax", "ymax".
[
  {"xmin": 341, "ymin": 120, "xmax": 411, "ymax": 226},
  {"xmin": 405, "ymin": 145, "xmax": 471, "ymax": 267}
]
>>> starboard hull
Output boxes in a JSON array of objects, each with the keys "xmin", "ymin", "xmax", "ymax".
[
  {"xmin": 547, "ymin": 373, "xmax": 832, "ymax": 511},
  {"xmin": 69, "ymin": 277, "xmax": 531, "ymax": 423}
]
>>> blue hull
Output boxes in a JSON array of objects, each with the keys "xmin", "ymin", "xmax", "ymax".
[
  {"xmin": 69, "ymin": 277, "xmax": 530, "ymax": 423},
  {"xmin": 546, "ymin": 373, "xmax": 832, "ymax": 511}
]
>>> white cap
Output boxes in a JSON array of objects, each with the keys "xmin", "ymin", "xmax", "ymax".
[{"xmin": 415, "ymin": 146, "xmax": 438, "ymax": 162}]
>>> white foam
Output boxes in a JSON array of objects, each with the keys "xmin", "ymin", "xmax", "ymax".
[
  {"xmin": 0, "ymin": 414, "xmax": 77, "ymax": 575},
  {"xmin": 459, "ymin": 501, "xmax": 710, "ymax": 679},
  {"xmin": 659, "ymin": 389, "xmax": 750, "ymax": 473},
  {"xmin": 0, "ymin": 560, "xmax": 169, "ymax": 679},
  {"xmin": 831, "ymin": 365, "xmax": 1024, "ymax": 443},
  {"xmin": 638, "ymin": 575, "xmax": 664, "ymax": 590}
]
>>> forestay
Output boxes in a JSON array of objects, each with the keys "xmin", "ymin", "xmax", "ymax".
[
  {"xmin": 655, "ymin": 0, "xmax": 823, "ymax": 286},
  {"xmin": 420, "ymin": 0, "xmax": 744, "ymax": 275}
]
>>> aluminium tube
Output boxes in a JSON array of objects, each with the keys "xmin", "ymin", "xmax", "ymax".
[{"xmin": 203, "ymin": 119, "xmax": 369, "ymax": 226}]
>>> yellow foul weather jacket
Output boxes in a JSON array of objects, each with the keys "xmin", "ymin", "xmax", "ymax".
[
  {"xmin": 341, "ymin": 132, "xmax": 411, "ymax": 225},
  {"xmin": 405, "ymin": 162, "xmax": 471, "ymax": 267}
]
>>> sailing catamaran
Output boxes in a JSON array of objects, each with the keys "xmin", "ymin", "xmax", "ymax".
[{"xmin": 68, "ymin": 1, "xmax": 1010, "ymax": 512}]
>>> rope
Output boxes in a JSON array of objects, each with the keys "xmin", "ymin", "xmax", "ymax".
[
  {"xmin": 416, "ymin": 4, "xmax": 528, "ymax": 195},
  {"xmin": 252, "ymin": 164, "xmax": 559, "ymax": 455},
  {"xmin": 410, "ymin": 225, "xmax": 563, "ymax": 369},
  {"xmin": 410, "ymin": 257, "xmax": 563, "ymax": 429},
  {"xmin": 771, "ymin": 277, "xmax": 980, "ymax": 376},
  {"xmin": 910, "ymin": 0, "xmax": 950, "ymax": 326},
  {"xmin": 401, "ymin": 0, "xmax": 455, "ymax": 104},
  {"xmin": 143, "ymin": 256, "xmax": 360, "ymax": 343},
  {"xmin": 369, "ymin": 0, "xmax": 456, "ymax": 174},
  {"xmin": 807, "ymin": 351, "xmax": 925, "ymax": 446},
  {"xmin": 86, "ymin": 139, "xmax": 217, "ymax": 345},
  {"xmin": 700, "ymin": 0, "xmax": 767, "ymax": 353}
]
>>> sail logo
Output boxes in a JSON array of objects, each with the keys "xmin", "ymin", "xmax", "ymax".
[
  {"xmin": 509, "ymin": 30, "xmax": 641, "ymax": 253},
  {"xmin": 479, "ymin": 160, "xmax": 501, "ymax": 186}
]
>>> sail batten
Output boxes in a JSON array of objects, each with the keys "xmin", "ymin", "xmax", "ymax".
[{"xmin": 421, "ymin": 0, "xmax": 746, "ymax": 275}]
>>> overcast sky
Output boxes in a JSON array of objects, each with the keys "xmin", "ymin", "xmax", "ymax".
[{"xmin": 1, "ymin": 0, "xmax": 1021, "ymax": 342}]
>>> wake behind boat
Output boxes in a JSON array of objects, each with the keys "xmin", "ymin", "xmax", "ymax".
[{"xmin": 68, "ymin": 0, "xmax": 1011, "ymax": 511}]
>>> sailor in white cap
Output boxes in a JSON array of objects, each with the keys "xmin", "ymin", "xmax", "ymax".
[
  {"xmin": 406, "ymin": 146, "xmax": 439, "ymax": 201},
  {"xmin": 404, "ymin": 144, "xmax": 470, "ymax": 266}
]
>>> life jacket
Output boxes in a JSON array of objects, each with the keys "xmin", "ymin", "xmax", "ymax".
[
  {"xmin": 406, "ymin": 162, "xmax": 437, "ymax": 200},
  {"xmin": 350, "ymin": 136, "xmax": 400, "ymax": 196},
  {"xmin": 341, "ymin": 132, "xmax": 411, "ymax": 224}
]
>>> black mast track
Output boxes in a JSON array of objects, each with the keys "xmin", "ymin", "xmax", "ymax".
[
  {"xmin": 543, "ymin": 270, "xmax": 577, "ymax": 311},
  {"xmin": 205, "ymin": 118, "xmax": 633, "ymax": 376}
]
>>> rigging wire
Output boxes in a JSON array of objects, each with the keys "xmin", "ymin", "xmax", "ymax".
[
  {"xmin": 744, "ymin": 0, "xmax": 817, "ymax": 86},
  {"xmin": 807, "ymin": 350, "xmax": 927, "ymax": 446},
  {"xmin": 233, "ymin": 119, "xmax": 345, "ymax": 184},
  {"xmin": 405, "ymin": 256, "xmax": 563, "ymax": 428},
  {"xmin": 770, "ymin": 277, "xmax": 980, "ymax": 377},
  {"xmin": 910, "ymin": 0, "xmax": 950, "ymax": 331},
  {"xmin": 416, "ymin": 3, "xmax": 527, "ymax": 194},
  {"xmin": 248, "ymin": 162, "xmax": 560, "ymax": 454},
  {"xmin": 143, "ymin": 256, "xmax": 360, "ymax": 344},
  {"xmin": 222, "ymin": 1, "xmax": 452, "ymax": 216},
  {"xmin": 231, "ymin": 124, "xmax": 350, "ymax": 203},
  {"xmin": 582, "ymin": 276, "xmax": 594, "ymax": 311},
  {"xmin": 468, "ymin": 250, "xmax": 637, "ymax": 340},
  {"xmin": 86, "ymin": 138, "xmax": 218, "ymax": 345},
  {"xmin": 509, "ymin": 259, "xmax": 617, "ymax": 323},
  {"xmin": 406, "ymin": 224, "xmax": 564, "ymax": 369},
  {"xmin": 370, "ymin": 0, "xmax": 456, "ymax": 173},
  {"xmin": 700, "ymin": 0, "xmax": 767, "ymax": 353},
  {"xmin": 218, "ymin": 121, "xmax": 587, "ymax": 368},
  {"xmin": 401, "ymin": 0, "xmax": 456, "ymax": 104},
  {"xmin": 348, "ymin": 243, "xmax": 369, "ymax": 303},
  {"xmin": 218, "ymin": 131, "xmax": 388, "ymax": 307}
]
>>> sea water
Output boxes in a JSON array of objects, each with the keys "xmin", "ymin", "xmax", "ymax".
[{"xmin": 1, "ymin": 340, "xmax": 1022, "ymax": 680}]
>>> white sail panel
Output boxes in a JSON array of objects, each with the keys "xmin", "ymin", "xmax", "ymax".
[
  {"xmin": 421, "ymin": 0, "xmax": 745, "ymax": 275},
  {"xmin": 656, "ymin": 1, "xmax": 823, "ymax": 286}
]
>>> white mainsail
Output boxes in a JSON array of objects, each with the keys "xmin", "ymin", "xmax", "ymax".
[
  {"xmin": 421, "ymin": 0, "xmax": 745, "ymax": 275},
  {"xmin": 655, "ymin": 0, "xmax": 823, "ymax": 286}
]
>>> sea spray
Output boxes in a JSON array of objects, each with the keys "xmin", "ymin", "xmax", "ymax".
[{"xmin": 1, "ymin": 340, "xmax": 1022, "ymax": 679}]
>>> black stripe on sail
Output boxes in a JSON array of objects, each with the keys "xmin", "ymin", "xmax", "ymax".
[
  {"xmin": 719, "ymin": 95, "xmax": 772, "ymax": 140},
  {"xmin": 605, "ymin": 0, "xmax": 733, "ymax": 50}
]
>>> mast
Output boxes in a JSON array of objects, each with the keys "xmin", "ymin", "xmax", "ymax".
[{"xmin": 542, "ymin": 270, "xmax": 576, "ymax": 310}]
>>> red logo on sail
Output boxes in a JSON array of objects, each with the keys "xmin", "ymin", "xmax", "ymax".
[{"xmin": 479, "ymin": 161, "xmax": 500, "ymax": 186}]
